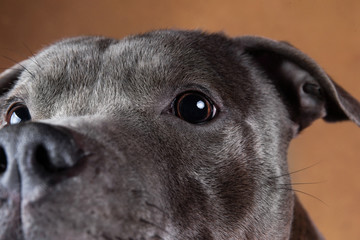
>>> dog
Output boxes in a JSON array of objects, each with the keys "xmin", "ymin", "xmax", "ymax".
[{"xmin": 0, "ymin": 30, "xmax": 359, "ymax": 240}]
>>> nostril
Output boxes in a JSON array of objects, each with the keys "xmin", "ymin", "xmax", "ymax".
[
  {"xmin": 34, "ymin": 144, "xmax": 62, "ymax": 173},
  {"xmin": 0, "ymin": 146, "xmax": 7, "ymax": 174},
  {"xmin": 34, "ymin": 143, "xmax": 73, "ymax": 174}
]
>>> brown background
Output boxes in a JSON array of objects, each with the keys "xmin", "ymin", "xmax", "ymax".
[{"xmin": 0, "ymin": 0, "xmax": 359, "ymax": 239}]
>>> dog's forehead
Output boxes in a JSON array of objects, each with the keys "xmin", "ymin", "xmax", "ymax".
[{"xmin": 18, "ymin": 31, "xmax": 238, "ymax": 117}]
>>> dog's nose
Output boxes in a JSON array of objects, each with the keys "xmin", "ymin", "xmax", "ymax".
[{"xmin": 0, "ymin": 122, "xmax": 84, "ymax": 192}]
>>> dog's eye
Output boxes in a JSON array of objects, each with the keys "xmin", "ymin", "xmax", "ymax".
[
  {"xmin": 6, "ymin": 103, "xmax": 31, "ymax": 125},
  {"xmin": 173, "ymin": 91, "xmax": 217, "ymax": 124}
]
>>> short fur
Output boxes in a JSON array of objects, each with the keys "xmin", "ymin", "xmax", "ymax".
[{"xmin": 0, "ymin": 30, "xmax": 359, "ymax": 240}]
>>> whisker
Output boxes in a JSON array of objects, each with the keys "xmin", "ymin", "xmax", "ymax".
[
  {"xmin": 271, "ymin": 161, "xmax": 322, "ymax": 179},
  {"xmin": 1, "ymin": 55, "xmax": 35, "ymax": 78},
  {"xmin": 1, "ymin": 55, "xmax": 20, "ymax": 65},
  {"xmin": 278, "ymin": 187, "xmax": 327, "ymax": 205},
  {"xmin": 17, "ymin": 63, "xmax": 35, "ymax": 78},
  {"xmin": 280, "ymin": 180, "xmax": 326, "ymax": 186},
  {"xmin": 145, "ymin": 201, "xmax": 169, "ymax": 217},
  {"xmin": 22, "ymin": 43, "xmax": 42, "ymax": 69},
  {"xmin": 22, "ymin": 42, "xmax": 35, "ymax": 56}
]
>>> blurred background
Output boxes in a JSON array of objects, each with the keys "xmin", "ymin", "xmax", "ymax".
[{"xmin": 0, "ymin": 0, "xmax": 359, "ymax": 239}]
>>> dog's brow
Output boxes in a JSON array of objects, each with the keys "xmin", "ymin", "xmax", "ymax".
[{"xmin": 0, "ymin": 96, "xmax": 25, "ymax": 112}]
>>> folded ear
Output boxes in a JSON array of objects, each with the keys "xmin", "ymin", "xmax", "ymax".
[
  {"xmin": 236, "ymin": 36, "xmax": 360, "ymax": 131},
  {"xmin": 0, "ymin": 62, "xmax": 26, "ymax": 96}
]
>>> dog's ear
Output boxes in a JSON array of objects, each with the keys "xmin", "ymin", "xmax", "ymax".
[
  {"xmin": 0, "ymin": 62, "xmax": 26, "ymax": 96},
  {"xmin": 236, "ymin": 36, "xmax": 360, "ymax": 131}
]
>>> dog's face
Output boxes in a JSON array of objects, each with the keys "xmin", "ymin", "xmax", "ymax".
[{"xmin": 0, "ymin": 30, "xmax": 359, "ymax": 240}]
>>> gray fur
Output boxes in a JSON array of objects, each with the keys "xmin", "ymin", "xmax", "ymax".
[{"xmin": 0, "ymin": 30, "xmax": 359, "ymax": 240}]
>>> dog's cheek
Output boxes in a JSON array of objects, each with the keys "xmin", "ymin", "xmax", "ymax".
[
  {"xmin": 152, "ymin": 122, "xmax": 259, "ymax": 239},
  {"xmin": 187, "ymin": 122, "xmax": 292, "ymax": 239}
]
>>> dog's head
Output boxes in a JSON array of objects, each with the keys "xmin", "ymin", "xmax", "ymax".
[{"xmin": 0, "ymin": 30, "xmax": 359, "ymax": 240}]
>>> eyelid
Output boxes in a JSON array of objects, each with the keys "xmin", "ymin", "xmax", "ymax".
[
  {"xmin": 7, "ymin": 102, "xmax": 25, "ymax": 115},
  {"xmin": 171, "ymin": 84, "xmax": 224, "ymax": 111},
  {"xmin": 1, "ymin": 97, "xmax": 25, "ymax": 111}
]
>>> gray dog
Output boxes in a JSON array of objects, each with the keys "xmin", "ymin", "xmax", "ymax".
[{"xmin": 0, "ymin": 30, "xmax": 359, "ymax": 240}]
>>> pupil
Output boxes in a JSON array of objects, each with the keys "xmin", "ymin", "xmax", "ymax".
[
  {"xmin": 10, "ymin": 107, "xmax": 31, "ymax": 125},
  {"xmin": 179, "ymin": 94, "xmax": 210, "ymax": 123}
]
